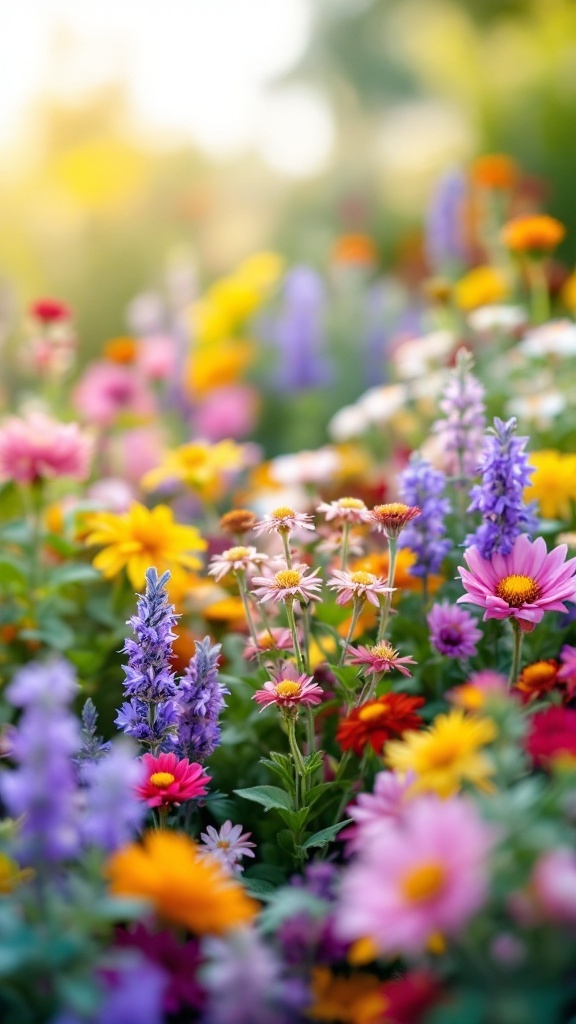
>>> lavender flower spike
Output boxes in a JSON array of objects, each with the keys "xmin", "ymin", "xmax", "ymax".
[
  {"xmin": 81, "ymin": 741, "xmax": 146, "ymax": 853},
  {"xmin": 432, "ymin": 348, "xmax": 486, "ymax": 481},
  {"xmin": 115, "ymin": 567, "xmax": 179, "ymax": 752},
  {"xmin": 74, "ymin": 697, "xmax": 111, "ymax": 781},
  {"xmin": 398, "ymin": 454, "xmax": 452, "ymax": 579},
  {"xmin": 465, "ymin": 416, "xmax": 538, "ymax": 559},
  {"xmin": 177, "ymin": 637, "xmax": 229, "ymax": 762}
]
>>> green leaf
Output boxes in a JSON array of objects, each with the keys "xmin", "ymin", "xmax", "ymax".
[
  {"xmin": 243, "ymin": 878, "xmax": 276, "ymax": 900},
  {"xmin": 260, "ymin": 751, "xmax": 295, "ymax": 787},
  {"xmin": 301, "ymin": 818, "xmax": 353, "ymax": 850},
  {"xmin": 46, "ymin": 563, "xmax": 100, "ymax": 587},
  {"xmin": 30, "ymin": 618, "xmax": 76, "ymax": 651},
  {"xmin": 303, "ymin": 750, "xmax": 324, "ymax": 775},
  {"xmin": 277, "ymin": 807, "xmax": 310, "ymax": 831},
  {"xmin": 234, "ymin": 785, "xmax": 293, "ymax": 812},
  {"xmin": 0, "ymin": 559, "xmax": 28, "ymax": 589}
]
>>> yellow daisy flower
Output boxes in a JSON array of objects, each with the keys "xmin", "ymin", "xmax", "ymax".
[
  {"xmin": 385, "ymin": 709, "xmax": 497, "ymax": 798},
  {"xmin": 84, "ymin": 502, "xmax": 206, "ymax": 589},
  {"xmin": 454, "ymin": 266, "xmax": 508, "ymax": 311},
  {"xmin": 524, "ymin": 450, "xmax": 576, "ymax": 521},
  {"xmin": 142, "ymin": 439, "xmax": 246, "ymax": 500},
  {"xmin": 107, "ymin": 830, "xmax": 257, "ymax": 935}
]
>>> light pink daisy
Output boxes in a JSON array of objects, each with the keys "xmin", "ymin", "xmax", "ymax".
[
  {"xmin": 252, "ymin": 505, "xmax": 315, "ymax": 536},
  {"xmin": 343, "ymin": 770, "xmax": 416, "ymax": 854},
  {"xmin": 253, "ymin": 670, "xmax": 324, "ymax": 712},
  {"xmin": 457, "ymin": 534, "xmax": 576, "ymax": 628},
  {"xmin": 73, "ymin": 361, "xmax": 155, "ymax": 427},
  {"xmin": 251, "ymin": 563, "xmax": 323, "ymax": 605},
  {"xmin": 0, "ymin": 411, "xmax": 93, "ymax": 484},
  {"xmin": 316, "ymin": 496, "xmax": 371, "ymax": 525},
  {"xmin": 346, "ymin": 641, "xmax": 416, "ymax": 677},
  {"xmin": 327, "ymin": 569, "xmax": 393, "ymax": 608},
  {"xmin": 336, "ymin": 793, "xmax": 495, "ymax": 956},
  {"xmin": 208, "ymin": 545, "xmax": 268, "ymax": 582},
  {"xmin": 242, "ymin": 627, "xmax": 294, "ymax": 661},
  {"xmin": 199, "ymin": 819, "xmax": 256, "ymax": 875}
]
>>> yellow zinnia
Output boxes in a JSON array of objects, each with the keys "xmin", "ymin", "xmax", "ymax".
[
  {"xmin": 385, "ymin": 709, "xmax": 497, "ymax": 797},
  {"xmin": 107, "ymin": 830, "xmax": 257, "ymax": 935},
  {"xmin": 84, "ymin": 502, "xmax": 206, "ymax": 589},
  {"xmin": 142, "ymin": 439, "xmax": 246, "ymax": 500},
  {"xmin": 454, "ymin": 266, "xmax": 508, "ymax": 311},
  {"xmin": 524, "ymin": 450, "xmax": 576, "ymax": 521}
]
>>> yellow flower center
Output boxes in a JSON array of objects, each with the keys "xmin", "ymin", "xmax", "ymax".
[
  {"xmin": 275, "ymin": 569, "xmax": 302, "ymax": 588},
  {"xmin": 225, "ymin": 546, "xmax": 250, "ymax": 560},
  {"xmin": 271, "ymin": 506, "xmax": 295, "ymax": 519},
  {"xmin": 374, "ymin": 503, "xmax": 409, "ymax": 516},
  {"xmin": 370, "ymin": 642, "xmax": 396, "ymax": 660},
  {"xmin": 258, "ymin": 632, "xmax": 276, "ymax": 649},
  {"xmin": 275, "ymin": 681, "xmax": 301, "ymax": 698},
  {"xmin": 149, "ymin": 772, "xmax": 175, "ymax": 788},
  {"xmin": 358, "ymin": 702, "xmax": 389, "ymax": 723},
  {"xmin": 350, "ymin": 571, "xmax": 376, "ymax": 586},
  {"xmin": 423, "ymin": 739, "xmax": 461, "ymax": 768},
  {"xmin": 495, "ymin": 574, "xmax": 542, "ymax": 607},
  {"xmin": 517, "ymin": 661, "xmax": 557, "ymax": 690},
  {"xmin": 401, "ymin": 861, "xmax": 446, "ymax": 903},
  {"xmin": 339, "ymin": 497, "xmax": 365, "ymax": 509},
  {"xmin": 216, "ymin": 839, "xmax": 231, "ymax": 849}
]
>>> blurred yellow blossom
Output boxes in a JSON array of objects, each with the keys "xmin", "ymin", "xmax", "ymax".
[
  {"xmin": 524, "ymin": 450, "xmax": 576, "ymax": 520},
  {"xmin": 454, "ymin": 266, "xmax": 508, "ymax": 311},
  {"xmin": 185, "ymin": 338, "xmax": 255, "ymax": 396},
  {"xmin": 142, "ymin": 439, "xmax": 246, "ymax": 500}
]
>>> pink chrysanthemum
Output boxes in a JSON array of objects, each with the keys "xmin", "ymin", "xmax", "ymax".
[
  {"xmin": 253, "ymin": 669, "xmax": 324, "ymax": 712},
  {"xmin": 253, "ymin": 505, "xmax": 315, "ymax": 536},
  {"xmin": 343, "ymin": 771, "xmax": 416, "ymax": 854},
  {"xmin": 208, "ymin": 545, "xmax": 268, "ymax": 582},
  {"xmin": 346, "ymin": 641, "xmax": 416, "ymax": 677},
  {"xmin": 336, "ymin": 793, "xmax": 494, "ymax": 956},
  {"xmin": 0, "ymin": 411, "xmax": 92, "ymax": 484},
  {"xmin": 199, "ymin": 820, "xmax": 256, "ymax": 875},
  {"xmin": 427, "ymin": 602, "xmax": 483, "ymax": 659},
  {"xmin": 73, "ymin": 361, "xmax": 155, "ymax": 427},
  {"xmin": 327, "ymin": 569, "xmax": 393, "ymax": 608},
  {"xmin": 242, "ymin": 627, "xmax": 294, "ymax": 661},
  {"xmin": 251, "ymin": 563, "xmax": 323, "ymax": 605},
  {"xmin": 135, "ymin": 752, "xmax": 210, "ymax": 808},
  {"xmin": 316, "ymin": 497, "xmax": 371, "ymax": 525},
  {"xmin": 457, "ymin": 534, "xmax": 576, "ymax": 628}
]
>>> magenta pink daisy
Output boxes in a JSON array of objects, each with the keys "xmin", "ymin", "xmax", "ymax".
[
  {"xmin": 346, "ymin": 641, "xmax": 416, "ymax": 677},
  {"xmin": 327, "ymin": 569, "xmax": 393, "ymax": 608},
  {"xmin": 251, "ymin": 563, "xmax": 323, "ymax": 605},
  {"xmin": 457, "ymin": 534, "xmax": 576, "ymax": 628},
  {"xmin": 253, "ymin": 670, "xmax": 324, "ymax": 712},
  {"xmin": 135, "ymin": 752, "xmax": 210, "ymax": 808},
  {"xmin": 0, "ymin": 411, "xmax": 92, "ymax": 484},
  {"xmin": 208, "ymin": 544, "xmax": 268, "ymax": 582}
]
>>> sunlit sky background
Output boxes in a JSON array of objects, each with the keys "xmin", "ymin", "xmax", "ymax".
[{"xmin": 0, "ymin": 0, "xmax": 339, "ymax": 177}]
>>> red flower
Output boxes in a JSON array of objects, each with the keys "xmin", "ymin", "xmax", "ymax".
[
  {"xmin": 136, "ymin": 752, "xmax": 210, "ymax": 808},
  {"xmin": 29, "ymin": 298, "xmax": 71, "ymax": 323},
  {"xmin": 514, "ymin": 659, "xmax": 559, "ymax": 702},
  {"xmin": 526, "ymin": 706, "xmax": 576, "ymax": 768},
  {"xmin": 381, "ymin": 970, "xmax": 443, "ymax": 1024},
  {"xmin": 336, "ymin": 694, "xmax": 425, "ymax": 756}
]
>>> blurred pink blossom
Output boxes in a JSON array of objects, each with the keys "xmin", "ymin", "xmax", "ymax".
[
  {"xmin": 0, "ymin": 411, "xmax": 92, "ymax": 484},
  {"xmin": 73, "ymin": 361, "xmax": 155, "ymax": 427},
  {"xmin": 137, "ymin": 334, "xmax": 177, "ymax": 381},
  {"xmin": 194, "ymin": 385, "xmax": 259, "ymax": 441}
]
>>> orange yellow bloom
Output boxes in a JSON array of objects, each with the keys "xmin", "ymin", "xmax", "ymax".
[
  {"xmin": 454, "ymin": 266, "xmax": 508, "ymax": 311},
  {"xmin": 331, "ymin": 234, "xmax": 378, "ymax": 267},
  {"xmin": 84, "ymin": 502, "xmax": 206, "ymax": 589},
  {"xmin": 524, "ymin": 450, "xmax": 576, "ymax": 521},
  {"xmin": 185, "ymin": 338, "xmax": 255, "ymax": 396},
  {"xmin": 308, "ymin": 967, "xmax": 387, "ymax": 1023},
  {"xmin": 501, "ymin": 214, "xmax": 565, "ymax": 254},
  {"xmin": 471, "ymin": 154, "xmax": 519, "ymax": 190},
  {"xmin": 103, "ymin": 336, "xmax": 139, "ymax": 363},
  {"xmin": 142, "ymin": 439, "xmax": 246, "ymax": 500},
  {"xmin": 107, "ymin": 830, "xmax": 257, "ymax": 934}
]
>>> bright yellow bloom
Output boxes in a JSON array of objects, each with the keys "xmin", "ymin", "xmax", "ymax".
[
  {"xmin": 501, "ymin": 214, "xmax": 565, "ymax": 254},
  {"xmin": 308, "ymin": 967, "xmax": 387, "ymax": 1024},
  {"xmin": 142, "ymin": 439, "xmax": 246, "ymax": 500},
  {"xmin": 0, "ymin": 852, "xmax": 34, "ymax": 894},
  {"xmin": 385, "ymin": 709, "xmax": 497, "ymax": 797},
  {"xmin": 84, "ymin": 502, "xmax": 206, "ymax": 589},
  {"xmin": 185, "ymin": 338, "xmax": 255, "ymax": 396},
  {"xmin": 454, "ymin": 265, "xmax": 508, "ymax": 311},
  {"xmin": 107, "ymin": 830, "xmax": 257, "ymax": 935},
  {"xmin": 524, "ymin": 450, "xmax": 576, "ymax": 521},
  {"xmin": 561, "ymin": 269, "xmax": 576, "ymax": 313}
]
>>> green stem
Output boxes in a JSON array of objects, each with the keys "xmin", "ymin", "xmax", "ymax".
[
  {"xmin": 236, "ymin": 571, "xmax": 261, "ymax": 650},
  {"xmin": 527, "ymin": 256, "xmax": 550, "ymax": 325},
  {"xmin": 285, "ymin": 599, "xmax": 304, "ymax": 673},
  {"xmin": 339, "ymin": 598, "xmax": 363, "ymax": 666},
  {"xmin": 281, "ymin": 530, "xmax": 293, "ymax": 568},
  {"xmin": 340, "ymin": 522, "xmax": 351, "ymax": 571},
  {"xmin": 376, "ymin": 536, "xmax": 397, "ymax": 641},
  {"xmin": 28, "ymin": 479, "xmax": 45, "ymax": 592},
  {"xmin": 508, "ymin": 619, "xmax": 524, "ymax": 689},
  {"xmin": 286, "ymin": 716, "xmax": 307, "ymax": 811}
]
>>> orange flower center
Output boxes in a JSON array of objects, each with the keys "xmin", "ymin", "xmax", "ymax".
[
  {"xmin": 423, "ymin": 739, "xmax": 461, "ymax": 768},
  {"xmin": 517, "ymin": 660, "xmax": 558, "ymax": 691},
  {"xmin": 374, "ymin": 502, "xmax": 409, "ymax": 517},
  {"xmin": 257, "ymin": 632, "xmax": 276, "ymax": 649},
  {"xmin": 275, "ymin": 569, "xmax": 301, "ymax": 588},
  {"xmin": 149, "ymin": 772, "xmax": 175, "ymax": 788},
  {"xmin": 495, "ymin": 574, "xmax": 541, "ymax": 607},
  {"xmin": 275, "ymin": 681, "xmax": 301, "ymax": 698},
  {"xmin": 225, "ymin": 546, "xmax": 250, "ymax": 560},
  {"xmin": 358, "ymin": 702, "xmax": 389, "ymax": 723},
  {"xmin": 401, "ymin": 861, "xmax": 446, "ymax": 903},
  {"xmin": 339, "ymin": 497, "xmax": 365, "ymax": 509},
  {"xmin": 370, "ymin": 642, "xmax": 396, "ymax": 660},
  {"xmin": 350, "ymin": 571, "xmax": 376, "ymax": 586},
  {"xmin": 271, "ymin": 506, "xmax": 295, "ymax": 519}
]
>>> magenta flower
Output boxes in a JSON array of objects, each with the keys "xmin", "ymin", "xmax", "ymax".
[
  {"xmin": 242, "ymin": 627, "xmax": 294, "ymax": 661},
  {"xmin": 336, "ymin": 793, "xmax": 494, "ymax": 956},
  {"xmin": 73, "ymin": 361, "xmax": 155, "ymax": 427},
  {"xmin": 251, "ymin": 563, "xmax": 323, "ymax": 606},
  {"xmin": 346, "ymin": 641, "xmax": 416, "ymax": 677},
  {"xmin": 252, "ymin": 505, "xmax": 315, "ymax": 536},
  {"xmin": 0, "ymin": 411, "xmax": 92, "ymax": 484},
  {"xmin": 427, "ymin": 602, "xmax": 483, "ymax": 659},
  {"xmin": 558, "ymin": 644, "xmax": 576, "ymax": 699},
  {"xmin": 253, "ymin": 670, "xmax": 324, "ymax": 712},
  {"xmin": 532, "ymin": 849, "xmax": 576, "ymax": 924},
  {"xmin": 316, "ymin": 496, "xmax": 371, "ymax": 525},
  {"xmin": 199, "ymin": 820, "xmax": 256, "ymax": 875},
  {"xmin": 457, "ymin": 534, "xmax": 576, "ymax": 628},
  {"xmin": 135, "ymin": 752, "xmax": 210, "ymax": 808},
  {"xmin": 327, "ymin": 569, "xmax": 393, "ymax": 608},
  {"xmin": 343, "ymin": 771, "xmax": 416, "ymax": 854},
  {"xmin": 208, "ymin": 545, "xmax": 268, "ymax": 583}
]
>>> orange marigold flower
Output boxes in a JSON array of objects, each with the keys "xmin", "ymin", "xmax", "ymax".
[
  {"xmin": 308, "ymin": 966, "xmax": 387, "ymax": 1023},
  {"xmin": 454, "ymin": 266, "xmax": 508, "ymax": 311},
  {"xmin": 331, "ymin": 233, "xmax": 378, "ymax": 267},
  {"xmin": 501, "ymin": 214, "xmax": 565, "ymax": 254},
  {"xmin": 107, "ymin": 830, "xmax": 258, "ymax": 935},
  {"xmin": 337, "ymin": 693, "xmax": 425, "ymax": 756},
  {"xmin": 103, "ymin": 336, "xmax": 139, "ymax": 364},
  {"xmin": 471, "ymin": 154, "xmax": 519, "ymax": 190},
  {"xmin": 515, "ymin": 659, "xmax": 560, "ymax": 702},
  {"xmin": 368, "ymin": 503, "xmax": 421, "ymax": 540}
]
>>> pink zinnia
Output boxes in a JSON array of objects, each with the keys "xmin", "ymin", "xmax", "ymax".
[
  {"xmin": 253, "ymin": 670, "xmax": 324, "ymax": 712},
  {"xmin": 29, "ymin": 297, "xmax": 71, "ymax": 323},
  {"xmin": 327, "ymin": 569, "xmax": 393, "ymax": 608},
  {"xmin": 243, "ymin": 627, "xmax": 294, "ymax": 661},
  {"xmin": 457, "ymin": 534, "xmax": 576, "ymax": 628},
  {"xmin": 208, "ymin": 545, "xmax": 268, "ymax": 582},
  {"xmin": 343, "ymin": 770, "xmax": 416, "ymax": 854},
  {"xmin": 0, "ymin": 411, "xmax": 92, "ymax": 484},
  {"xmin": 427, "ymin": 602, "xmax": 483, "ymax": 659},
  {"xmin": 251, "ymin": 563, "xmax": 323, "ymax": 606},
  {"xmin": 73, "ymin": 361, "xmax": 155, "ymax": 427},
  {"xmin": 135, "ymin": 752, "xmax": 210, "ymax": 808},
  {"xmin": 347, "ymin": 641, "xmax": 416, "ymax": 677},
  {"xmin": 336, "ymin": 793, "xmax": 494, "ymax": 956},
  {"xmin": 253, "ymin": 505, "xmax": 315, "ymax": 537}
]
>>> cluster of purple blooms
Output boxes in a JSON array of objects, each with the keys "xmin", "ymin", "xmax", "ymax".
[
  {"xmin": 433, "ymin": 348, "xmax": 486, "ymax": 481},
  {"xmin": 398, "ymin": 453, "xmax": 453, "ymax": 579},
  {"xmin": 465, "ymin": 416, "xmax": 538, "ymax": 558},
  {"xmin": 424, "ymin": 167, "xmax": 469, "ymax": 273}
]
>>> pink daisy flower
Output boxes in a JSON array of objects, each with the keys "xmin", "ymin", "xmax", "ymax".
[
  {"xmin": 336, "ymin": 793, "xmax": 494, "ymax": 956},
  {"xmin": 327, "ymin": 569, "xmax": 393, "ymax": 608},
  {"xmin": 208, "ymin": 545, "xmax": 268, "ymax": 582},
  {"xmin": 427, "ymin": 602, "xmax": 483, "ymax": 659},
  {"xmin": 251, "ymin": 563, "xmax": 323, "ymax": 606},
  {"xmin": 346, "ymin": 641, "xmax": 416, "ymax": 677},
  {"xmin": 199, "ymin": 820, "xmax": 256, "ymax": 875},
  {"xmin": 532, "ymin": 848, "xmax": 576, "ymax": 924},
  {"xmin": 558, "ymin": 644, "xmax": 576, "ymax": 699},
  {"xmin": 253, "ymin": 505, "xmax": 315, "ymax": 536},
  {"xmin": 0, "ymin": 411, "xmax": 92, "ymax": 484},
  {"xmin": 253, "ymin": 669, "xmax": 324, "ymax": 712},
  {"xmin": 457, "ymin": 534, "xmax": 576, "ymax": 628},
  {"xmin": 135, "ymin": 752, "xmax": 210, "ymax": 808},
  {"xmin": 343, "ymin": 770, "xmax": 416, "ymax": 854},
  {"xmin": 316, "ymin": 496, "xmax": 371, "ymax": 525},
  {"xmin": 73, "ymin": 361, "xmax": 155, "ymax": 427},
  {"xmin": 242, "ymin": 627, "xmax": 294, "ymax": 661}
]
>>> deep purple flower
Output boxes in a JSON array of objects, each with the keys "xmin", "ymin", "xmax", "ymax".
[
  {"xmin": 116, "ymin": 924, "xmax": 205, "ymax": 1015},
  {"xmin": 81, "ymin": 742, "xmax": 146, "ymax": 853},
  {"xmin": 427, "ymin": 602, "xmax": 483, "ymax": 659},
  {"xmin": 424, "ymin": 167, "xmax": 468, "ymax": 273},
  {"xmin": 398, "ymin": 454, "xmax": 452, "ymax": 578},
  {"xmin": 271, "ymin": 266, "xmax": 332, "ymax": 390},
  {"xmin": 176, "ymin": 637, "xmax": 229, "ymax": 762},
  {"xmin": 465, "ymin": 416, "xmax": 538, "ymax": 559},
  {"xmin": 432, "ymin": 348, "xmax": 486, "ymax": 480}
]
